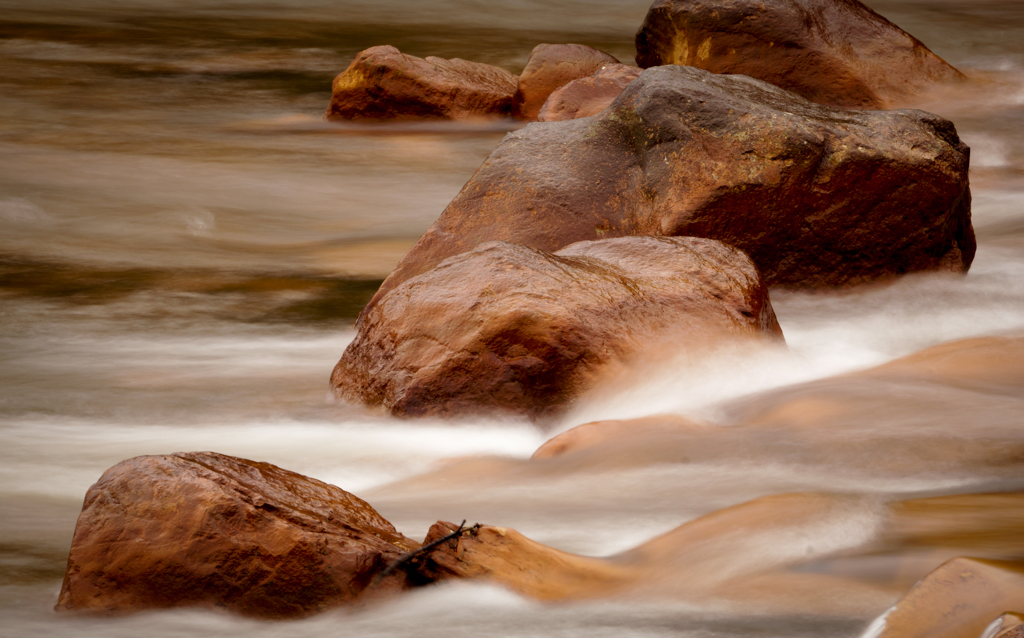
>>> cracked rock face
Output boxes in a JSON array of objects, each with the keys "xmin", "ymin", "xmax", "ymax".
[
  {"xmin": 367, "ymin": 65, "xmax": 973, "ymax": 309},
  {"xmin": 56, "ymin": 452, "xmax": 419, "ymax": 618},
  {"xmin": 332, "ymin": 236, "xmax": 782, "ymax": 421},
  {"xmin": 635, "ymin": 0, "xmax": 965, "ymax": 109}
]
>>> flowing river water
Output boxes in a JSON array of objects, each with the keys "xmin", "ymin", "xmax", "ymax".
[{"xmin": 2, "ymin": 0, "xmax": 1024, "ymax": 636}]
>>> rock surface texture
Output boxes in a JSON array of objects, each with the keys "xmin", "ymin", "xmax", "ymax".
[
  {"xmin": 634, "ymin": 0, "xmax": 965, "ymax": 109},
  {"xmin": 325, "ymin": 45, "xmax": 518, "ymax": 120},
  {"xmin": 368, "ymin": 65, "xmax": 973, "ymax": 308},
  {"xmin": 56, "ymin": 452, "xmax": 420, "ymax": 618},
  {"xmin": 867, "ymin": 557, "xmax": 1024, "ymax": 638},
  {"xmin": 511, "ymin": 43, "xmax": 620, "ymax": 120},
  {"xmin": 333, "ymin": 236, "xmax": 781, "ymax": 420},
  {"xmin": 537, "ymin": 63, "xmax": 643, "ymax": 122}
]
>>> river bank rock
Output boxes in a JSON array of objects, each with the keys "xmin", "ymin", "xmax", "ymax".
[
  {"xmin": 333, "ymin": 236, "xmax": 781, "ymax": 421},
  {"xmin": 511, "ymin": 44, "xmax": 620, "ymax": 120},
  {"xmin": 325, "ymin": 45, "xmax": 517, "ymax": 121},
  {"xmin": 635, "ymin": 0, "xmax": 965, "ymax": 109},
  {"xmin": 537, "ymin": 63, "xmax": 643, "ymax": 122},
  {"xmin": 366, "ymin": 65, "xmax": 973, "ymax": 308},
  {"xmin": 55, "ymin": 452, "xmax": 420, "ymax": 618}
]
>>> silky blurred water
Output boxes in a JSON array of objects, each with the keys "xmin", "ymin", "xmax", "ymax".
[{"xmin": 2, "ymin": 0, "xmax": 1024, "ymax": 636}]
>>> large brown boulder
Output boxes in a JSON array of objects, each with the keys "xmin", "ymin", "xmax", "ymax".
[
  {"xmin": 325, "ymin": 45, "xmax": 518, "ymax": 121},
  {"xmin": 537, "ymin": 63, "xmax": 643, "ymax": 122},
  {"xmin": 56, "ymin": 452, "xmax": 420, "ymax": 618},
  {"xmin": 367, "ymin": 65, "xmax": 973, "ymax": 309},
  {"xmin": 511, "ymin": 43, "xmax": 620, "ymax": 120},
  {"xmin": 332, "ymin": 236, "xmax": 782, "ymax": 421},
  {"xmin": 635, "ymin": 0, "xmax": 965, "ymax": 109}
]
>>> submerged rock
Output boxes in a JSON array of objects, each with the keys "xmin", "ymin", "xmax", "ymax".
[
  {"xmin": 865, "ymin": 557, "xmax": 1024, "ymax": 638},
  {"xmin": 635, "ymin": 0, "xmax": 964, "ymax": 109},
  {"xmin": 325, "ymin": 45, "xmax": 517, "ymax": 121},
  {"xmin": 416, "ymin": 521, "xmax": 634, "ymax": 599},
  {"xmin": 511, "ymin": 43, "xmax": 620, "ymax": 120},
  {"xmin": 530, "ymin": 336, "xmax": 1024, "ymax": 478},
  {"xmin": 537, "ymin": 63, "xmax": 643, "ymax": 122},
  {"xmin": 56, "ymin": 452, "xmax": 420, "ymax": 618},
  {"xmin": 333, "ymin": 236, "xmax": 781, "ymax": 420},
  {"xmin": 368, "ymin": 65, "xmax": 973, "ymax": 307}
]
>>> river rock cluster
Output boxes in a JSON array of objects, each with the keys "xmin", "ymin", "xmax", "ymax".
[{"xmin": 56, "ymin": 0, "xmax": 1019, "ymax": 632}]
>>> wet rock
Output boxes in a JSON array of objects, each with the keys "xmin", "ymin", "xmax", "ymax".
[
  {"xmin": 989, "ymin": 614, "xmax": 1024, "ymax": 638},
  {"xmin": 635, "ymin": 0, "xmax": 965, "ymax": 109},
  {"xmin": 528, "ymin": 336, "xmax": 1024, "ymax": 479},
  {"xmin": 512, "ymin": 43, "xmax": 620, "ymax": 120},
  {"xmin": 367, "ymin": 65, "xmax": 973, "ymax": 307},
  {"xmin": 532, "ymin": 414, "xmax": 705, "ymax": 459},
  {"xmin": 325, "ymin": 45, "xmax": 517, "ymax": 121},
  {"xmin": 864, "ymin": 557, "xmax": 1024, "ymax": 638},
  {"xmin": 537, "ymin": 63, "xmax": 643, "ymax": 122},
  {"xmin": 332, "ymin": 236, "xmax": 781, "ymax": 420},
  {"xmin": 414, "ymin": 493, "xmax": 892, "ymax": 614},
  {"xmin": 56, "ymin": 452, "xmax": 420, "ymax": 618},
  {"xmin": 416, "ymin": 521, "xmax": 634, "ymax": 599}
]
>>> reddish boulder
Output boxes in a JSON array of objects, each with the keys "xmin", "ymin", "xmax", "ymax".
[
  {"xmin": 511, "ymin": 43, "xmax": 620, "ymax": 120},
  {"xmin": 635, "ymin": 0, "xmax": 964, "ymax": 110},
  {"xmin": 537, "ymin": 64, "xmax": 643, "ymax": 122},
  {"xmin": 366, "ymin": 65, "xmax": 973, "ymax": 309},
  {"xmin": 56, "ymin": 452, "xmax": 420, "ymax": 618},
  {"xmin": 332, "ymin": 236, "xmax": 781, "ymax": 420},
  {"xmin": 325, "ymin": 45, "xmax": 517, "ymax": 121}
]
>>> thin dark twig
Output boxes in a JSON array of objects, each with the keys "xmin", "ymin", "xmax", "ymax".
[{"xmin": 373, "ymin": 520, "xmax": 467, "ymax": 584}]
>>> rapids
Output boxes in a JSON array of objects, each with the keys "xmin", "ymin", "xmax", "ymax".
[{"xmin": 1, "ymin": 0, "xmax": 1024, "ymax": 636}]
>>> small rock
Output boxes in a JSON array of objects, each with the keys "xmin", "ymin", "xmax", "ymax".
[
  {"xmin": 325, "ymin": 45, "xmax": 517, "ymax": 121},
  {"xmin": 511, "ymin": 43, "xmax": 620, "ymax": 120},
  {"xmin": 537, "ymin": 63, "xmax": 643, "ymax": 121}
]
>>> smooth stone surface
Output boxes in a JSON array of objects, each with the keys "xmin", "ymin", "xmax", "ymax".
[
  {"xmin": 511, "ymin": 43, "xmax": 620, "ymax": 120},
  {"xmin": 865, "ymin": 557, "xmax": 1024, "ymax": 638},
  {"xmin": 56, "ymin": 452, "xmax": 420, "ymax": 618},
  {"xmin": 368, "ymin": 65, "xmax": 973, "ymax": 308},
  {"xmin": 325, "ymin": 45, "xmax": 517, "ymax": 121},
  {"xmin": 635, "ymin": 0, "xmax": 964, "ymax": 109},
  {"xmin": 333, "ymin": 236, "xmax": 781, "ymax": 421}
]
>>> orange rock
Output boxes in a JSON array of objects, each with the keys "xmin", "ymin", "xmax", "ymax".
[
  {"xmin": 635, "ymin": 0, "xmax": 964, "ymax": 109},
  {"xmin": 366, "ymin": 65, "xmax": 973, "ymax": 309},
  {"xmin": 56, "ymin": 452, "xmax": 419, "ymax": 618},
  {"xmin": 325, "ymin": 45, "xmax": 517, "ymax": 121},
  {"xmin": 511, "ymin": 43, "xmax": 619, "ymax": 120},
  {"xmin": 532, "ymin": 414, "xmax": 706, "ymax": 459},
  {"xmin": 537, "ymin": 63, "xmax": 642, "ymax": 121},
  {"xmin": 863, "ymin": 558, "xmax": 1024, "ymax": 638},
  {"xmin": 989, "ymin": 614, "xmax": 1024, "ymax": 638},
  {"xmin": 416, "ymin": 521, "xmax": 635, "ymax": 600},
  {"xmin": 332, "ymin": 237, "xmax": 781, "ymax": 420}
]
